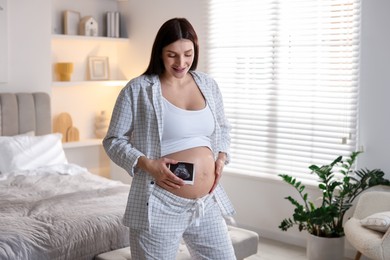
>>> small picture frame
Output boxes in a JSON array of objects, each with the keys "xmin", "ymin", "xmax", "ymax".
[
  {"xmin": 64, "ymin": 10, "xmax": 80, "ymax": 35},
  {"xmin": 88, "ymin": 56, "xmax": 109, "ymax": 80}
]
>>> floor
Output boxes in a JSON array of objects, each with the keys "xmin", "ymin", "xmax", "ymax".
[{"xmin": 245, "ymin": 237, "xmax": 352, "ymax": 260}]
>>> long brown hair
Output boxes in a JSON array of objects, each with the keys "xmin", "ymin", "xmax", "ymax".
[{"xmin": 143, "ymin": 18, "xmax": 199, "ymax": 75}]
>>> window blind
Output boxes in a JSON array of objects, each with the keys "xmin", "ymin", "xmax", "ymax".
[{"xmin": 207, "ymin": 0, "xmax": 361, "ymax": 180}]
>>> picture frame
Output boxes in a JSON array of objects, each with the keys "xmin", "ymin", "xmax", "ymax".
[
  {"xmin": 64, "ymin": 10, "xmax": 80, "ymax": 35},
  {"xmin": 88, "ymin": 56, "xmax": 109, "ymax": 80}
]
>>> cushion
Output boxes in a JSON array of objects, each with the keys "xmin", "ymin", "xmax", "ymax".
[
  {"xmin": 360, "ymin": 211, "xmax": 390, "ymax": 233},
  {"xmin": 0, "ymin": 133, "xmax": 68, "ymax": 174}
]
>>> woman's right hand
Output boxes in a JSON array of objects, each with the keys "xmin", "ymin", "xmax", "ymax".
[{"xmin": 137, "ymin": 156, "xmax": 185, "ymax": 189}]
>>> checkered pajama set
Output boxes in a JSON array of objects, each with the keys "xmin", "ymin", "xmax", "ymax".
[{"xmin": 103, "ymin": 72, "xmax": 236, "ymax": 260}]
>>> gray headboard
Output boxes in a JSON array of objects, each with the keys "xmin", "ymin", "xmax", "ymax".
[{"xmin": 0, "ymin": 92, "xmax": 51, "ymax": 136}]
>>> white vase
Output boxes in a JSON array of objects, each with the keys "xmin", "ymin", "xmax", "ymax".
[
  {"xmin": 306, "ymin": 234, "xmax": 345, "ymax": 260},
  {"xmin": 95, "ymin": 110, "xmax": 110, "ymax": 138}
]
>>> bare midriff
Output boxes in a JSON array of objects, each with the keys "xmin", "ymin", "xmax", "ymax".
[{"xmin": 164, "ymin": 146, "xmax": 215, "ymax": 199}]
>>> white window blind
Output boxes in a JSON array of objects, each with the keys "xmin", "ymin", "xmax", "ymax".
[{"xmin": 207, "ymin": 0, "xmax": 361, "ymax": 180}]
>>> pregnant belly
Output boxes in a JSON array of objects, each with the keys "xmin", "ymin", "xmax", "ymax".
[{"xmin": 164, "ymin": 146, "xmax": 215, "ymax": 199}]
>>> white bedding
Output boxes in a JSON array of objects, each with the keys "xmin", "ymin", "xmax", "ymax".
[{"xmin": 0, "ymin": 164, "xmax": 130, "ymax": 260}]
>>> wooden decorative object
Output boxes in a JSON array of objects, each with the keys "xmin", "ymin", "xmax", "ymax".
[
  {"xmin": 66, "ymin": 126, "xmax": 80, "ymax": 142},
  {"xmin": 53, "ymin": 112, "xmax": 72, "ymax": 142},
  {"xmin": 53, "ymin": 112, "xmax": 80, "ymax": 142}
]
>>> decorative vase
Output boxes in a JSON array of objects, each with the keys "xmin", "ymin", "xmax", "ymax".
[
  {"xmin": 56, "ymin": 62, "xmax": 74, "ymax": 81},
  {"xmin": 95, "ymin": 110, "xmax": 110, "ymax": 138},
  {"xmin": 306, "ymin": 234, "xmax": 345, "ymax": 260}
]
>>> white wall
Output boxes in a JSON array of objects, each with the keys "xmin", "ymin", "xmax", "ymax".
[
  {"xmin": 357, "ymin": 0, "xmax": 390, "ymax": 175},
  {"xmin": 1, "ymin": 0, "xmax": 390, "ymax": 258},
  {"xmin": 0, "ymin": 0, "xmax": 51, "ymax": 93},
  {"xmin": 125, "ymin": 0, "xmax": 207, "ymax": 78}
]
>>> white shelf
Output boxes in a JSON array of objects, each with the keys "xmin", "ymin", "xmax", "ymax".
[
  {"xmin": 62, "ymin": 139, "xmax": 102, "ymax": 149},
  {"xmin": 51, "ymin": 33, "xmax": 130, "ymax": 86},
  {"xmin": 51, "ymin": 34, "xmax": 128, "ymax": 42},
  {"xmin": 52, "ymin": 80, "xmax": 127, "ymax": 87}
]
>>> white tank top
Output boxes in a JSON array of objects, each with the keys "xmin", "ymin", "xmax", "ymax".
[{"xmin": 161, "ymin": 97, "xmax": 215, "ymax": 156}]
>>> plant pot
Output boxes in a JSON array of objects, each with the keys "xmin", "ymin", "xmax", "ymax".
[{"xmin": 306, "ymin": 234, "xmax": 345, "ymax": 260}]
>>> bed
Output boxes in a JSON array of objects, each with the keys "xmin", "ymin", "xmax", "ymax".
[{"xmin": 0, "ymin": 92, "xmax": 130, "ymax": 260}]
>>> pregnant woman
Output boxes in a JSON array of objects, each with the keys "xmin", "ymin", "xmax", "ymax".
[{"xmin": 103, "ymin": 17, "xmax": 236, "ymax": 260}]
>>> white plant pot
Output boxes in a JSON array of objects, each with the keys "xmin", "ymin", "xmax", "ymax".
[{"xmin": 306, "ymin": 234, "xmax": 345, "ymax": 260}]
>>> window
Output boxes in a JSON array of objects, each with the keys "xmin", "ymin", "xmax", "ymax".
[{"xmin": 207, "ymin": 0, "xmax": 361, "ymax": 180}]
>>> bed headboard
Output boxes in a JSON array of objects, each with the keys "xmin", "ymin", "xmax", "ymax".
[{"xmin": 0, "ymin": 92, "xmax": 51, "ymax": 136}]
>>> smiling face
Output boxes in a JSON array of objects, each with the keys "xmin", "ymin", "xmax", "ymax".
[{"xmin": 161, "ymin": 39, "xmax": 195, "ymax": 79}]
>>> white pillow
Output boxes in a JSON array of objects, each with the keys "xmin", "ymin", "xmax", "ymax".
[
  {"xmin": 360, "ymin": 211, "xmax": 390, "ymax": 233},
  {"xmin": 20, "ymin": 130, "xmax": 36, "ymax": 136},
  {"xmin": 0, "ymin": 133, "xmax": 68, "ymax": 174}
]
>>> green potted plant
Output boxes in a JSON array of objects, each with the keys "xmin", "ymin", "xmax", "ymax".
[{"xmin": 278, "ymin": 151, "xmax": 389, "ymax": 260}]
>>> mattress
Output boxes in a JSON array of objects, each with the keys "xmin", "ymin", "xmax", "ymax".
[{"xmin": 0, "ymin": 164, "xmax": 130, "ymax": 260}]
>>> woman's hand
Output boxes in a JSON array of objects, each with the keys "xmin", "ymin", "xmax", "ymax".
[
  {"xmin": 137, "ymin": 156, "xmax": 185, "ymax": 189},
  {"xmin": 209, "ymin": 153, "xmax": 226, "ymax": 193}
]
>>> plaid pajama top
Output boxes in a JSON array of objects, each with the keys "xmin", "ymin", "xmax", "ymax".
[{"xmin": 103, "ymin": 71, "xmax": 235, "ymax": 230}]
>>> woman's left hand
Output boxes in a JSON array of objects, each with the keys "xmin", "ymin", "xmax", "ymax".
[{"xmin": 209, "ymin": 157, "xmax": 225, "ymax": 193}]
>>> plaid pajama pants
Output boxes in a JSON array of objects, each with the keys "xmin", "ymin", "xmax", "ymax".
[{"xmin": 129, "ymin": 185, "xmax": 236, "ymax": 260}]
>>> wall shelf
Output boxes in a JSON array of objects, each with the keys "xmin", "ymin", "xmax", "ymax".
[
  {"xmin": 62, "ymin": 139, "xmax": 102, "ymax": 149},
  {"xmin": 52, "ymin": 34, "xmax": 128, "ymax": 43},
  {"xmin": 52, "ymin": 80, "xmax": 127, "ymax": 87},
  {"xmin": 51, "ymin": 0, "xmax": 130, "ymax": 141},
  {"xmin": 51, "ymin": 35, "xmax": 129, "ymax": 83}
]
